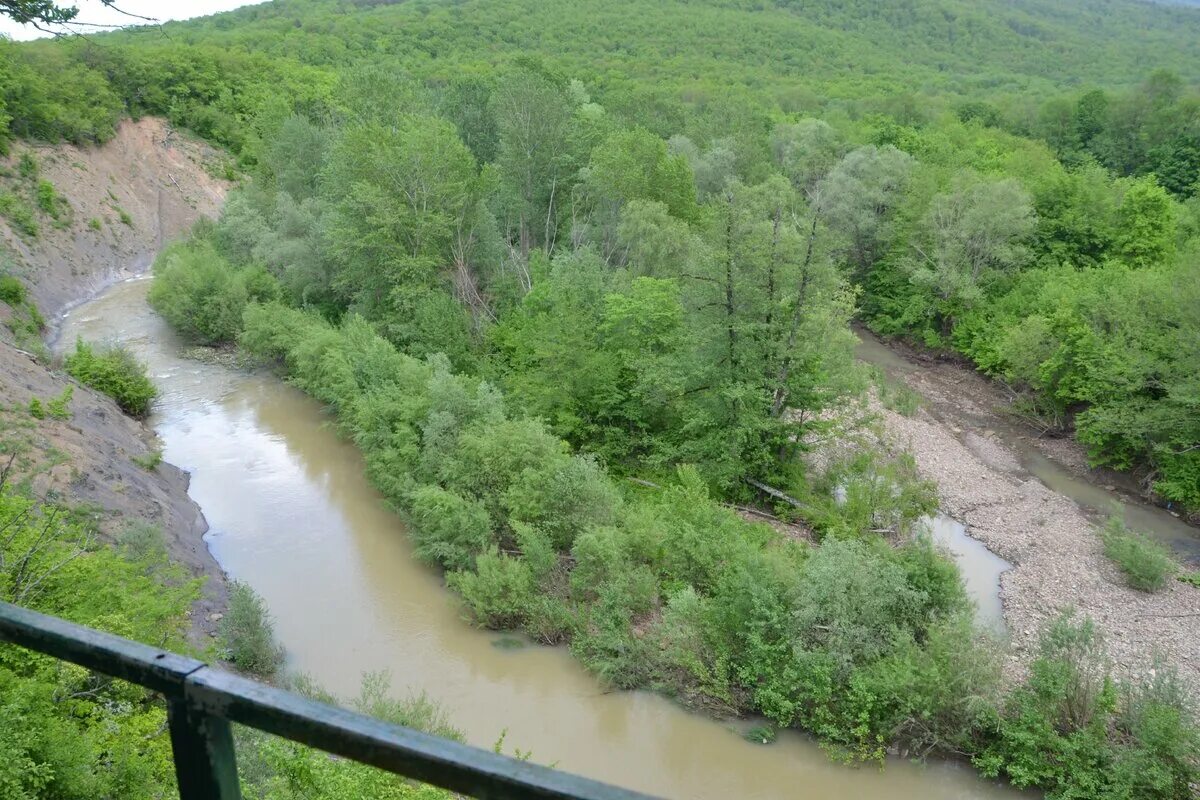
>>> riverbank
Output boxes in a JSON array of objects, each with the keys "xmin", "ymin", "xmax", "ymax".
[
  {"xmin": 0, "ymin": 118, "xmax": 231, "ymax": 644},
  {"xmin": 56, "ymin": 276, "xmax": 1026, "ymax": 800},
  {"xmin": 857, "ymin": 331, "xmax": 1200, "ymax": 686}
]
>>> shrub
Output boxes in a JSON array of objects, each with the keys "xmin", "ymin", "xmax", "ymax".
[
  {"xmin": 352, "ymin": 672, "xmax": 464, "ymax": 742},
  {"xmin": 407, "ymin": 484, "xmax": 495, "ymax": 570},
  {"xmin": 27, "ymin": 397, "xmax": 44, "ymax": 419},
  {"xmin": 132, "ymin": 449, "xmax": 163, "ymax": 470},
  {"xmin": 17, "ymin": 152, "xmax": 37, "ymax": 179},
  {"xmin": 976, "ymin": 613, "xmax": 1116, "ymax": 794},
  {"xmin": 149, "ymin": 240, "xmax": 279, "ymax": 345},
  {"xmin": 0, "ymin": 192, "xmax": 39, "ymax": 237},
  {"xmin": 87, "ymin": 217, "xmax": 101, "ymax": 231},
  {"xmin": 64, "ymin": 338, "xmax": 157, "ymax": 418},
  {"xmin": 448, "ymin": 549, "xmax": 534, "ymax": 628},
  {"xmin": 220, "ymin": 581, "xmax": 284, "ymax": 677},
  {"xmin": 35, "ymin": 180, "xmax": 57, "ymax": 217},
  {"xmin": 878, "ymin": 377, "xmax": 921, "ymax": 416},
  {"xmin": 977, "ymin": 613, "xmax": 1200, "ymax": 799},
  {"xmin": 117, "ymin": 521, "xmax": 169, "ymax": 565},
  {"xmin": 46, "ymin": 385, "xmax": 72, "ymax": 420},
  {"xmin": 0, "ymin": 275, "xmax": 26, "ymax": 306},
  {"xmin": 1100, "ymin": 516, "xmax": 1177, "ymax": 592}
]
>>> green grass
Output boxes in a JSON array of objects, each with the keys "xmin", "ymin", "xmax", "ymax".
[
  {"xmin": 1100, "ymin": 516, "xmax": 1178, "ymax": 592},
  {"xmin": 0, "ymin": 275, "xmax": 26, "ymax": 306},
  {"xmin": 0, "ymin": 192, "xmax": 39, "ymax": 237},
  {"xmin": 131, "ymin": 449, "xmax": 163, "ymax": 470}
]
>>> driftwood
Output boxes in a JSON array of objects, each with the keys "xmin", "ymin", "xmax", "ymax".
[
  {"xmin": 627, "ymin": 477, "xmax": 810, "ymax": 526},
  {"xmin": 743, "ymin": 478, "xmax": 810, "ymax": 511}
]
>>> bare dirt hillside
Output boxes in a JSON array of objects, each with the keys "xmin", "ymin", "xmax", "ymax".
[
  {"xmin": 1, "ymin": 117, "xmax": 228, "ymax": 324},
  {"xmin": 0, "ymin": 118, "xmax": 230, "ymax": 641}
]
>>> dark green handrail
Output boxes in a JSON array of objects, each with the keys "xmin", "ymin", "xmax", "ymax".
[{"xmin": 0, "ymin": 601, "xmax": 662, "ymax": 800}]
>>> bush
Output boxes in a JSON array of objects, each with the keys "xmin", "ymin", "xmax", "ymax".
[
  {"xmin": 220, "ymin": 581, "xmax": 284, "ymax": 677},
  {"xmin": 46, "ymin": 384, "xmax": 72, "ymax": 420},
  {"xmin": 35, "ymin": 179, "xmax": 58, "ymax": 217},
  {"xmin": 352, "ymin": 672, "xmax": 464, "ymax": 742},
  {"xmin": 976, "ymin": 614, "xmax": 1116, "ymax": 795},
  {"xmin": 87, "ymin": 216, "xmax": 101, "ymax": 231},
  {"xmin": 1100, "ymin": 516, "xmax": 1177, "ymax": 592},
  {"xmin": 0, "ymin": 192, "xmax": 38, "ymax": 237},
  {"xmin": 17, "ymin": 152, "xmax": 37, "ymax": 179},
  {"xmin": 64, "ymin": 338, "xmax": 157, "ymax": 417},
  {"xmin": 117, "ymin": 521, "xmax": 170, "ymax": 565},
  {"xmin": 407, "ymin": 484, "xmax": 494, "ymax": 570},
  {"xmin": 0, "ymin": 275, "xmax": 26, "ymax": 306},
  {"xmin": 448, "ymin": 549, "xmax": 534, "ymax": 629},
  {"xmin": 149, "ymin": 239, "xmax": 279, "ymax": 345},
  {"xmin": 977, "ymin": 613, "xmax": 1200, "ymax": 799},
  {"xmin": 132, "ymin": 449, "xmax": 163, "ymax": 470}
]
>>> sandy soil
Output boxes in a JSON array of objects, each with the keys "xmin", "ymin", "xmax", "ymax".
[{"xmin": 0, "ymin": 118, "xmax": 230, "ymax": 642}]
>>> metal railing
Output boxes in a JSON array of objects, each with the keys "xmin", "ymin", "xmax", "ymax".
[{"xmin": 0, "ymin": 601, "xmax": 661, "ymax": 800}]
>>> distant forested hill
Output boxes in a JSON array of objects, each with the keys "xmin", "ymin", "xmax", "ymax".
[
  {"xmin": 152, "ymin": 0, "xmax": 1200, "ymax": 98},
  {"xmin": 3, "ymin": 0, "xmax": 1199, "ymax": 152}
]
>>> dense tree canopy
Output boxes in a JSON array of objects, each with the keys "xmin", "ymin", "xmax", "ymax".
[{"xmin": 2, "ymin": 1, "xmax": 1199, "ymax": 798}]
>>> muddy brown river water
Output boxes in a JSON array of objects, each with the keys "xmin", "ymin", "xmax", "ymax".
[{"xmin": 58, "ymin": 276, "xmax": 1025, "ymax": 799}]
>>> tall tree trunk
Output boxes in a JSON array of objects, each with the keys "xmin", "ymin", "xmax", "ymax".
[
  {"xmin": 763, "ymin": 201, "xmax": 783, "ymax": 385},
  {"xmin": 770, "ymin": 212, "xmax": 818, "ymax": 418},
  {"xmin": 724, "ymin": 190, "xmax": 738, "ymax": 379}
]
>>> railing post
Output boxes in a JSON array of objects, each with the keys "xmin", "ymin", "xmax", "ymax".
[{"xmin": 167, "ymin": 696, "xmax": 242, "ymax": 800}]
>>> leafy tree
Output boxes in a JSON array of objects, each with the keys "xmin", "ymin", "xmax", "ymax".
[
  {"xmin": 1114, "ymin": 176, "xmax": 1176, "ymax": 268},
  {"xmin": 905, "ymin": 177, "xmax": 1036, "ymax": 334},
  {"xmin": 491, "ymin": 68, "xmax": 576, "ymax": 256}
]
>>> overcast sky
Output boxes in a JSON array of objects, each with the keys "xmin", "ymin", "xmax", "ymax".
[{"xmin": 0, "ymin": 1, "xmax": 269, "ymax": 41}]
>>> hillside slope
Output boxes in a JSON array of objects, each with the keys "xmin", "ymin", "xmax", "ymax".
[
  {"xmin": 0, "ymin": 118, "xmax": 230, "ymax": 639},
  {"xmin": 0, "ymin": 117, "xmax": 227, "ymax": 326}
]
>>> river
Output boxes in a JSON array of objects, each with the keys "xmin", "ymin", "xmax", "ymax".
[{"xmin": 57, "ymin": 276, "xmax": 1023, "ymax": 800}]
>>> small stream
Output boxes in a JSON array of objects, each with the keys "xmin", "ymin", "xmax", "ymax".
[
  {"xmin": 57, "ymin": 277, "xmax": 1025, "ymax": 800},
  {"xmin": 855, "ymin": 330, "xmax": 1200, "ymax": 566}
]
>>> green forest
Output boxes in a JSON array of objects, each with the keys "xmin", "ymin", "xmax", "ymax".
[{"xmin": 1, "ymin": 0, "xmax": 1199, "ymax": 798}]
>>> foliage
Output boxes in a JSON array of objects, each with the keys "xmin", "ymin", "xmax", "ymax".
[
  {"xmin": 44, "ymin": 384, "xmax": 71, "ymax": 420},
  {"xmin": 976, "ymin": 613, "xmax": 1199, "ymax": 799},
  {"xmin": 149, "ymin": 237, "xmax": 279, "ymax": 345},
  {"xmin": 235, "ymin": 302, "xmax": 993, "ymax": 764},
  {"xmin": 130, "ymin": 448, "xmax": 162, "ymax": 471},
  {"xmin": 0, "ymin": 274, "xmax": 25, "ymax": 305},
  {"xmin": 0, "ymin": 192, "xmax": 38, "ymax": 237},
  {"xmin": 219, "ymin": 581, "xmax": 284, "ymax": 678},
  {"xmin": 1099, "ymin": 516, "xmax": 1178, "ymax": 592},
  {"xmin": 0, "ymin": 484, "xmax": 200, "ymax": 800},
  {"xmin": 63, "ymin": 338, "xmax": 156, "ymax": 418},
  {"xmin": 24, "ymin": 0, "xmax": 1197, "ymax": 791}
]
